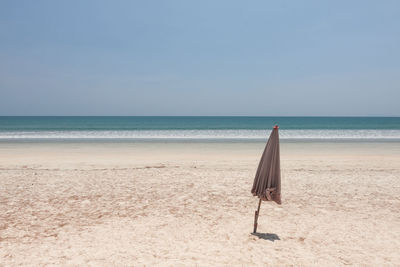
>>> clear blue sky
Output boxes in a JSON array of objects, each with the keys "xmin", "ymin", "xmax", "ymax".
[{"xmin": 0, "ymin": 0, "xmax": 399, "ymax": 116}]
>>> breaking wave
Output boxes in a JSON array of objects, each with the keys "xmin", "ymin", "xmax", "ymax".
[{"xmin": 1, "ymin": 129, "xmax": 400, "ymax": 141}]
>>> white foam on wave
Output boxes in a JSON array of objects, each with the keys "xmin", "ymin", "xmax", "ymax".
[{"xmin": 1, "ymin": 129, "xmax": 400, "ymax": 140}]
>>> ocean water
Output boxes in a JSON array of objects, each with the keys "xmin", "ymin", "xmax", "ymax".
[{"xmin": 0, "ymin": 116, "xmax": 399, "ymax": 142}]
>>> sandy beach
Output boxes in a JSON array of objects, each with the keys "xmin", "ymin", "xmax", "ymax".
[{"xmin": 0, "ymin": 141, "xmax": 399, "ymax": 266}]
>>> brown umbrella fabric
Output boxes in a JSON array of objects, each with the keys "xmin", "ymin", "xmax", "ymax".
[{"xmin": 251, "ymin": 125, "xmax": 281, "ymax": 205}]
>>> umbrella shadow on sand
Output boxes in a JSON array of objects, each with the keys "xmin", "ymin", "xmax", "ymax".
[{"xmin": 251, "ymin": 232, "xmax": 280, "ymax": 242}]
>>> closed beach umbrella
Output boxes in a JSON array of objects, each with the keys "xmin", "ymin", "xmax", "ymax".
[{"xmin": 251, "ymin": 125, "xmax": 281, "ymax": 233}]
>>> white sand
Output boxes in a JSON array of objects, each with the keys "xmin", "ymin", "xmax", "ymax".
[{"xmin": 0, "ymin": 142, "xmax": 400, "ymax": 266}]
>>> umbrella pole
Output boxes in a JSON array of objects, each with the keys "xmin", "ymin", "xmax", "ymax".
[{"xmin": 253, "ymin": 198, "xmax": 262, "ymax": 233}]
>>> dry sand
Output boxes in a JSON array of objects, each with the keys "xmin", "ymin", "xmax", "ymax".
[{"xmin": 0, "ymin": 142, "xmax": 400, "ymax": 266}]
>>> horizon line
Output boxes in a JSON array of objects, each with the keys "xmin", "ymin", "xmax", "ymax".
[{"xmin": 1, "ymin": 115, "xmax": 400, "ymax": 118}]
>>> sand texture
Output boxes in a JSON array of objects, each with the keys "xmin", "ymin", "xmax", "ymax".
[{"xmin": 0, "ymin": 142, "xmax": 400, "ymax": 266}]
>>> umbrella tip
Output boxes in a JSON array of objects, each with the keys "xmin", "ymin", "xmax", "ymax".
[{"xmin": 274, "ymin": 125, "xmax": 279, "ymax": 129}]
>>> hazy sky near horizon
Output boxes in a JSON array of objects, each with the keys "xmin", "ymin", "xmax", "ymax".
[{"xmin": 0, "ymin": 0, "xmax": 399, "ymax": 116}]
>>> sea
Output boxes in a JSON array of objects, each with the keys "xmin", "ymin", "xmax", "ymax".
[{"xmin": 0, "ymin": 116, "xmax": 399, "ymax": 142}]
